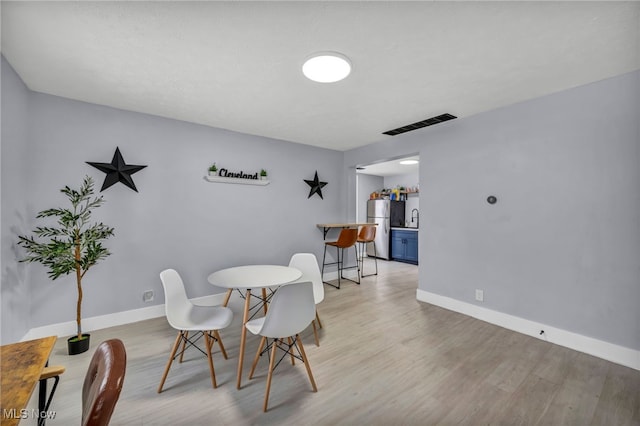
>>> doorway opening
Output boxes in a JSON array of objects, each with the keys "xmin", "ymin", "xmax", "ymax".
[{"xmin": 355, "ymin": 155, "xmax": 420, "ymax": 265}]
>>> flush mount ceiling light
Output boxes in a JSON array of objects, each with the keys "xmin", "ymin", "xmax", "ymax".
[
  {"xmin": 400, "ymin": 160, "xmax": 419, "ymax": 165},
  {"xmin": 302, "ymin": 52, "xmax": 351, "ymax": 83}
]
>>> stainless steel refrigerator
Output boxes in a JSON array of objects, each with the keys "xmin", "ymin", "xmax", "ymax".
[{"xmin": 366, "ymin": 199, "xmax": 405, "ymax": 260}]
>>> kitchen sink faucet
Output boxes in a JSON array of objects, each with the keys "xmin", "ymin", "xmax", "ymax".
[{"xmin": 411, "ymin": 208, "xmax": 419, "ymax": 228}]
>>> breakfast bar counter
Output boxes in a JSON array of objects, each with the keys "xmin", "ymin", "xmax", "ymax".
[{"xmin": 316, "ymin": 222, "xmax": 375, "ymax": 239}]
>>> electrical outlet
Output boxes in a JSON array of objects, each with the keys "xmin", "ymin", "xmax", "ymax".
[
  {"xmin": 475, "ymin": 289, "xmax": 484, "ymax": 302},
  {"xmin": 143, "ymin": 290, "xmax": 154, "ymax": 303}
]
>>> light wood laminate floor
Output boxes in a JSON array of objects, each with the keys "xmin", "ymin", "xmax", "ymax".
[{"xmin": 28, "ymin": 260, "xmax": 639, "ymax": 425}]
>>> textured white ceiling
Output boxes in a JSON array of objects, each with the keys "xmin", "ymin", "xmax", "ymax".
[{"xmin": 2, "ymin": 1, "xmax": 639, "ymax": 152}]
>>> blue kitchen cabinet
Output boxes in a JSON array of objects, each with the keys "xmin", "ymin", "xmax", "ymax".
[
  {"xmin": 391, "ymin": 229, "xmax": 418, "ymax": 265},
  {"xmin": 391, "ymin": 232, "xmax": 405, "ymax": 260}
]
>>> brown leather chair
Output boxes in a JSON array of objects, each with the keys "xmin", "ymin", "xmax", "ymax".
[
  {"xmin": 321, "ymin": 228, "xmax": 360, "ymax": 289},
  {"xmin": 82, "ymin": 339, "xmax": 127, "ymax": 426},
  {"xmin": 357, "ymin": 225, "xmax": 378, "ymax": 277}
]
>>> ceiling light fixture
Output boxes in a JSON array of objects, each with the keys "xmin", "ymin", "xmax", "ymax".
[
  {"xmin": 302, "ymin": 52, "xmax": 351, "ymax": 83},
  {"xmin": 400, "ymin": 160, "xmax": 419, "ymax": 165}
]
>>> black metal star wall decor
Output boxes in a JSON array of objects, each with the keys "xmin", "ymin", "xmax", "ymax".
[
  {"xmin": 304, "ymin": 171, "xmax": 328, "ymax": 199},
  {"xmin": 87, "ymin": 147, "xmax": 147, "ymax": 192}
]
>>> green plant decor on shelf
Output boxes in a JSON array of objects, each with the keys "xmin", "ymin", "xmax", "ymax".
[
  {"xmin": 209, "ymin": 163, "xmax": 218, "ymax": 173},
  {"xmin": 18, "ymin": 176, "xmax": 115, "ymax": 342},
  {"xmin": 260, "ymin": 169, "xmax": 267, "ymax": 177}
]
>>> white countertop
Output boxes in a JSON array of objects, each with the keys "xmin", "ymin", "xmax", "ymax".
[{"xmin": 391, "ymin": 227, "xmax": 419, "ymax": 231}]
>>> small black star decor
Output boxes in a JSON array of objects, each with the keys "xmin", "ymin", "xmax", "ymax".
[
  {"xmin": 86, "ymin": 147, "xmax": 147, "ymax": 192},
  {"xmin": 304, "ymin": 171, "xmax": 328, "ymax": 199}
]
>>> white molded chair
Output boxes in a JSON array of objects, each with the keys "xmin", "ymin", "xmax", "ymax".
[
  {"xmin": 288, "ymin": 253, "xmax": 324, "ymax": 346},
  {"xmin": 246, "ymin": 281, "xmax": 318, "ymax": 412},
  {"xmin": 157, "ymin": 269, "xmax": 233, "ymax": 393}
]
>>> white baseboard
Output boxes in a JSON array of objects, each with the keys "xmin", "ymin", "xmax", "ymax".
[
  {"xmin": 21, "ymin": 293, "xmax": 227, "ymax": 342},
  {"xmin": 416, "ymin": 289, "xmax": 639, "ymax": 371},
  {"xmin": 21, "ymin": 270, "xmax": 361, "ymax": 341}
]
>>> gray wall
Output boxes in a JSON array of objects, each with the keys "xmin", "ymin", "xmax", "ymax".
[
  {"xmin": 1, "ymin": 57, "xmax": 32, "ymax": 343},
  {"xmin": 345, "ymin": 70, "xmax": 640, "ymax": 351},
  {"xmin": 1, "ymin": 56, "xmax": 345, "ymax": 341},
  {"xmin": 356, "ymin": 174, "xmax": 383, "ymax": 223},
  {"xmin": 3, "ymin": 51, "xmax": 639, "ymax": 352}
]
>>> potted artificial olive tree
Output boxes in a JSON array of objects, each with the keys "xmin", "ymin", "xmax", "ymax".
[{"xmin": 18, "ymin": 176, "xmax": 115, "ymax": 355}]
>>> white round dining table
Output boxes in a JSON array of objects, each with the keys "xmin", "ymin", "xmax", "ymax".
[
  {"xmin": 207, "ymin": 265, "xmax": 302, "ymax": 290},
  {"xmin": 207, "ymin": 264, "xmax": 302, "ymax": 389}
]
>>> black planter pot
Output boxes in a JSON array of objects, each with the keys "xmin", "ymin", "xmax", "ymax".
[{"xmin": 67, "ymin": 333, "xmax": 91, "ymax": 355}]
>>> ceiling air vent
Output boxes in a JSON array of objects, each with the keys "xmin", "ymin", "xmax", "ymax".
[{"xmin": 383, "ymin": 113, "xmax": 457, "ymax": 136}]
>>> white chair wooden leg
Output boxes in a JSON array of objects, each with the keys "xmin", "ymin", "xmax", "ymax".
[
  {"xmin": 213, "ymin": 330, "xmax": 228, "ymax": 359},
  {"xmin": 263, "ymin": 339, "xmax": 278, "ymax": 412},
  {"xmin": 158, "ymin": 331, "xmax": 183, "ymax": 393},
  {"xmin": 179, "ymin": 331, "xmax": 188, "ymax": 363},
  {"xmin": 203, "ymin": 332, "xmax": 218, "ymax": 389},
  {"xmin": 296, "ymin": 334, "xmax": 317, "ymax": 392},
  {"xmin": 287, "ymin": 338, "xmax": 295, "ymax": 364},
  {"xmin": 249, "ymin": 336, "xmax": 266, "ymax": 379},
  {"xmin": 311, "ymin": 320, "xmax": 320, "ymax": 346}
]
